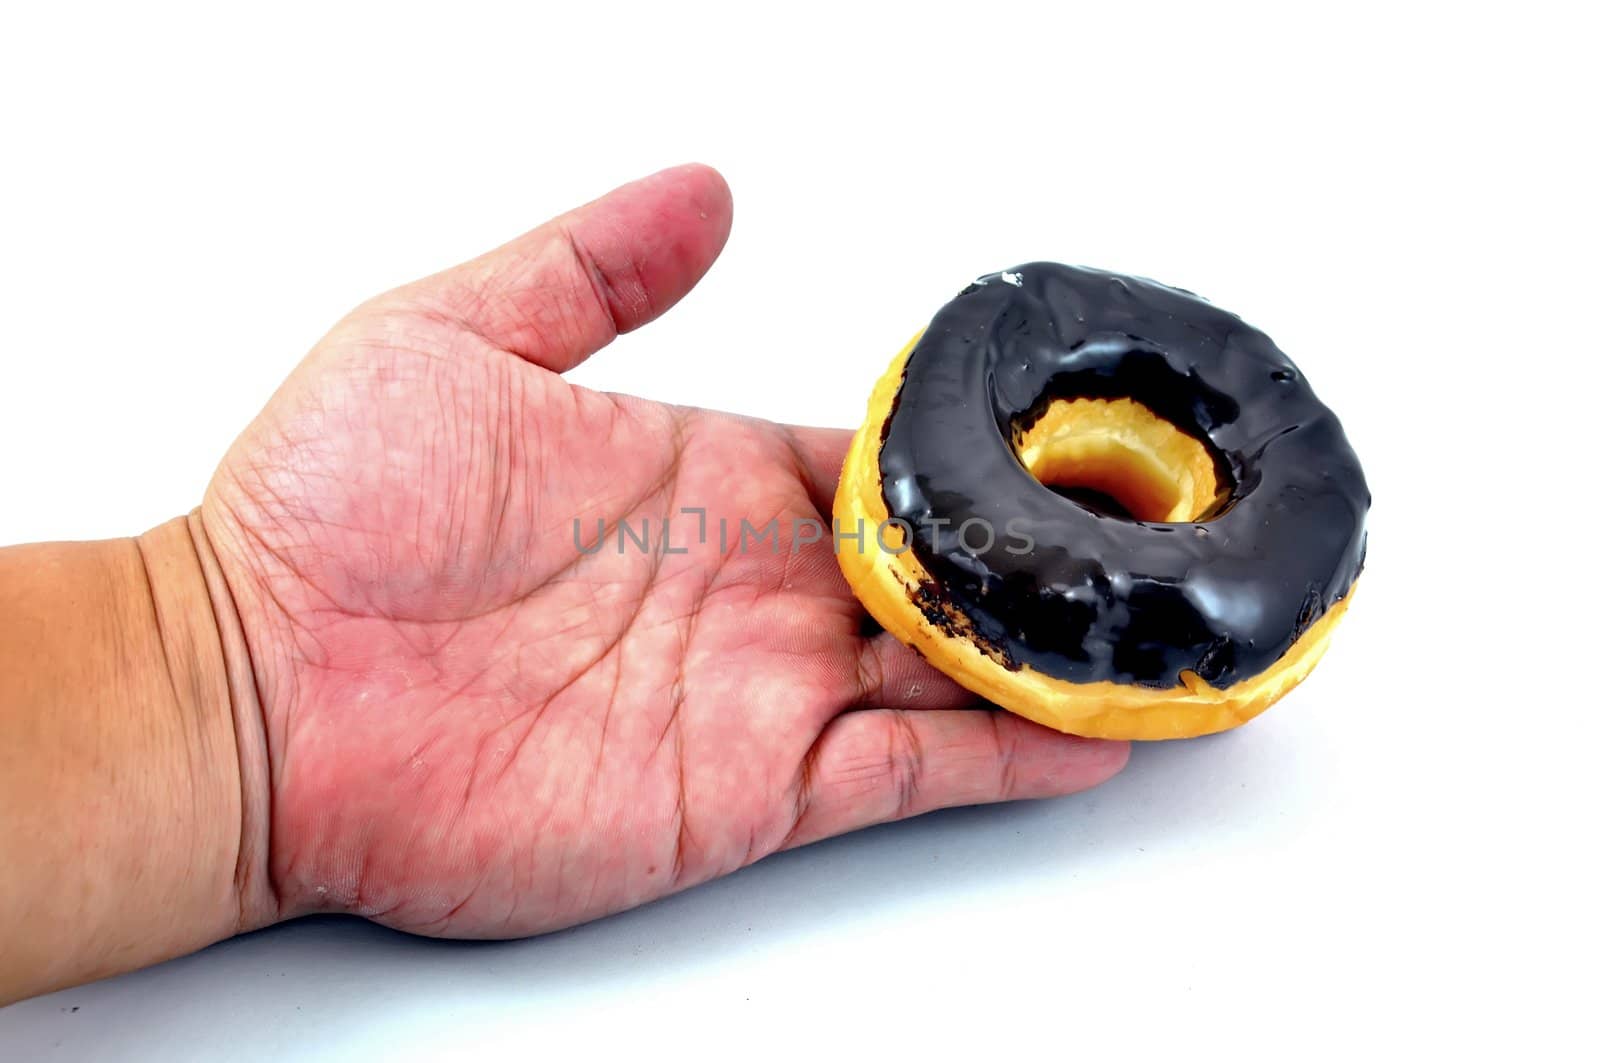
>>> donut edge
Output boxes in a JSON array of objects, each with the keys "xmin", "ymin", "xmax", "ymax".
[{"xmin": 832, "ymin": 334, "xmax": 1355, "ymax": 741}]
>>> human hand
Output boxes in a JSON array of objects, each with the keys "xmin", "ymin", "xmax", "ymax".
[{"xmin": 202, "ymin": 164, "xmax": 1130, "ymax": 937}]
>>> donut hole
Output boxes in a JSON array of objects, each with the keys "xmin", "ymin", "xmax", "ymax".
[
  {"xmin": 1035, "ymin": 451, "xmax": 1183, "ymax": 521},
  {"xmin": 1012, "ymin": 398, "xmax": 1225, "ymax": 522}
]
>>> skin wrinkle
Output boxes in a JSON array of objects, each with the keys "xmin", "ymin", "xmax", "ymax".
[
  {"xmin": 417, "ymin": 618, "xmax": 516, "ymax": 732},
  {"xmin": 885, "ymin": 709, "xmax": 926, "ymax": 821},
  {"xmin": 658, "ymin": 459, "xmax": 833, "ymax": 866},
  {"xmin": 409, "ymin": 614, "xmax": 472, "ymax": 661},
  {"xmin": 500, "ymin": 581, "xmax": 609, "ymax": 688},
  {"xmin": 853, "ymin": 629, "xmax": 888, "ymax": 709},
  {"xmin": 205, "ymin": 490, "xmax": 364, "ymax": 913},
  {"xmin": 426, "ymin": 862, "xmax": 491, "ymax": 935},
  {"xmin": 635, "ymin": 412, "xmax": 701, "ymax": 776},
  {"xmin": 572, "ymin": 410, "xmax": 691, "ymax": 889},
  {"xmin": 588, "ymin": 413, "xmax": 687, "ymax": 772},
  {"xmin": 683, "ymin": 476, "xmax": 759, "ymax": 612},
  {"xmin": 498, "ymin": 844, "xmax": 526, "ymax": 937},
  {"xmin": 211, "ymin": 511, "xmax": 324, "ymax": 838},
  {"xmin": 228, "ymin": 375, "xmax": 656, "ymax": 639},
  {"xmin": 560, "ymin": 221, "xmax": 646, "ymax": 343},
  {"xmin": 403, "ymin": 266, "xmax": 549, "ymax": 370},
  {"xmin": 488, "ymin": 605, "xmax": 621, "ymax": 788},
  {"xmin": 429, "ymin": 361, "xmax": 464, "ymax": 575},
  {"xmin": 776, "ymin": 422, "xmax": 844, "ymax": 519},
  {"xmin": 991, "ymin": 712, "xmax": 1021, "ymax": 802},
  {"xmin": 481, "ymin": 396, "xmax": 681, "ymax": 603},
  {"xmin": 388, "ymin": 743, "xmax": 489, "ymax": 928},
  {"xmin": 639, "ymin": 418, "xmax": 704, "ymax": 893},
  {"xmin": 455, "ymin": 343, "xmax": 510, "ymax": 580},
  {"xmin": 451, "ymin": 233, "xmax": 600, "ymax": 368},
  {"xmin": 668, "ymin": 715, "xmax": 692, "ymax": 889},
  {"xmin": 778, "ymin": 734, "xmax": 823, "ymax": 851},
  {"xmin": 649, "ymin": 591, "xmax": 706, "ymax": 765},
  {"xmin": 504, "ymin": 558, "xmax": 652, "ymax": 774},
  {"xmin": 484, "ymin": 361, "xmax": 522, "ymax": 565},
  {"xmin": 128, "ymin": 534, "xmax": 218, "ymax": 925},
  {"xmin": 641, "ymin": 464, "xmax": 743, "ymax": 891},
  {"xmin": 455, "ymin": 725, "xmax": 508, "ymax": 840},
  {"xmin": 220, "ymin": 471, "xmax": 345, "ymax": 626},
  {"xmin": 351, "ymin": 812, "xmax": 383, "ymax": 916},
  {"xmin": 189, "ymin": 510, "xmax": 285, "ymax": 926},
  {"xmin": 401, "ymin": 728, "xmax": 453, "ymax": 775},
  {"xmin": 131, "ymin": 538, "xmax": 184, "ymax": 725},
  {"xmin": 483, "ymin": 706, "xmax": 545, "ymax": 813}
]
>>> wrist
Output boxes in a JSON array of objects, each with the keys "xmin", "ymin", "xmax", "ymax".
[
  {"xmin": 0, "ymin": 515, "xmax": 276, "ymax": 1001},
  {"xmin": 174, "ymin": 510, "xmax": 279, "ymax": 933},
  {"xmin": 144, "ymin": 513, "xmax": 280, "ymax": 934}
]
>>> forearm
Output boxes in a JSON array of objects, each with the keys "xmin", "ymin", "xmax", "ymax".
[{"xmin": 0, "ymin": 515, "xmax": 270, "ymax": 1002}]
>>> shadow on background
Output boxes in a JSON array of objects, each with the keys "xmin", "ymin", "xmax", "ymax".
[{"xmin": 1, "ymin": 718, "xmax": 1326, "ymax": 1057}]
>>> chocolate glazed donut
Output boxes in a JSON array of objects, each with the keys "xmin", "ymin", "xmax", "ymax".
[{"xmin": 834, "ymin": 263, "xmax": 1369, "ymax": 739}]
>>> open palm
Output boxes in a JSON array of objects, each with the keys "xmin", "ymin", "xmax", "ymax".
[{"xmin": 201, "ymin": 165, "xmax": 1128, "ymax": 937}]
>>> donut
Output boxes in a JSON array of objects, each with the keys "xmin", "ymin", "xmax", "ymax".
[{"xmin": 834, "ymin": 264, "xmax": 1369, "ymax": 740}]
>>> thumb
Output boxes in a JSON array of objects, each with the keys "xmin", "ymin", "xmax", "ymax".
[{"xmin": 399, "ymin": 163, "xmax": 733, "ymax": 373}]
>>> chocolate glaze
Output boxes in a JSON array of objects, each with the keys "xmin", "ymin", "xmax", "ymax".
[{"xmin": 877, "ymin": 264, "xmax": 1369, "ymax": 689}]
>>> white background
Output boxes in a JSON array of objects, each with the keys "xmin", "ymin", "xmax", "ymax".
[{"xmin": 2, "ymin": 1, "xmax": 1595, "ymax": 1059}]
